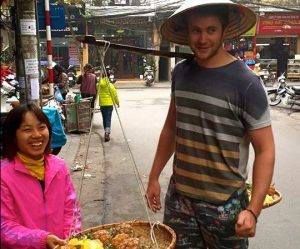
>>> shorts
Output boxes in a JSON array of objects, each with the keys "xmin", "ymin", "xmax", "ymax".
[{"xmin": 163, "ymin": 177, "xmax": 249, "ymax": 249}]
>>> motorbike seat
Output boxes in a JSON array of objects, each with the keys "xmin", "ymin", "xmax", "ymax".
[{"xmin": 292, "ymin": 86, "xmax": 300, "ymax": 94}]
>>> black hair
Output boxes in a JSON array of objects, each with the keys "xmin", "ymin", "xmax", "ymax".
[
  {"xmin": 84, "ymin": 63, "xmax": 93, "ymax": 71},
  {"xmin": 53, "ymin": 64, "xmax": 65, "ymax": 73}
]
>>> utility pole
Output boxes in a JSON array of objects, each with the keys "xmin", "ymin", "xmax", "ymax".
[{"xmin": 15, "ymin": 0, "xmax": 40, "ymax": 105}]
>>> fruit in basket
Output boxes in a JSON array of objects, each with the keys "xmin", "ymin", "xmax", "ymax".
[
  {"xmin": 246, "ymin": 182, "xmax": 277, "ymax": 206},
  {"xmin": 264, "ymin": 194, "xmax": 274, "ymax": 206},
  {"xmin": 65, "ymin": 237, "xmax": 104, "ymax": 249}
]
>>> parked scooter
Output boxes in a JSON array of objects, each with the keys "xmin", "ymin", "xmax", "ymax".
[
  {"xmin": 144, "ymin": 65, "xmax": 154, "ymax": 87},
  {"xmin": 255, "ymin": 63, "xmax": 276, "ymax": 86},
  {"xmin": 267, "ymin": 73, "xmax": 300, "ymax": 108},
  {"xmin": 67, "ymin": 65, "xmax": 77, "ymax": 87},
  {"xmin": 1, "ymin": 73, "xmax": 20, "ymax": 112},
  {"xmin": 105, "ymin": 65, "xmax": 116, "ymax": 84}
]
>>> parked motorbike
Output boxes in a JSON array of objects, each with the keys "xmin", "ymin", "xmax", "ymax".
[
  {"xmin": 267, "ymin": 73, "xmax": 300, "ymax": 108},
  {"xmin": 255, "ymin": 63, "xmax": 276, "ymax": 86},
  {"xmin": 67, "ymin": 65, "xmax": 77, "ymax": 87},
  {"xmin": 144, "ymin": 65, "xmax": 154, "ymax": 87},
  {"xmin": 106, "ymin": 65, "xmax": 116, "ymax": 84}
]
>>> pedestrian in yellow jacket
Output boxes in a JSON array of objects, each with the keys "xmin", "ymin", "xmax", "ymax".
[{"xmin": 97, "ymin": 76, "xmax": 120, "ymax": 142}]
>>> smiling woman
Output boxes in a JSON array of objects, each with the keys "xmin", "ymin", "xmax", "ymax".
[
  {"xmin": 1, "ymin": 103, "xmax": 81, "ymax": 249},
  {"xmin": 2, "ymin": 103, "xmax": 52, "ymax": 161}
]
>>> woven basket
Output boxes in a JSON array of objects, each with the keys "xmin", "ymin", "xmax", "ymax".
[
  {"xmin": 246, "ymin": 183, "xmax": 282, "ymax": 209},
  {"xmin": 74, "ymin": 220, "xmax": 176, "ymax": 249}
]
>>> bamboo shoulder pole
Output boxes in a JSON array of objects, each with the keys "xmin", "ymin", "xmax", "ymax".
[{"xmin": 76, "ymin": 35, "xmax": 194, "ymax": 60}]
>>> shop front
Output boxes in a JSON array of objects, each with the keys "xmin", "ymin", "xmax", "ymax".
[
  {"xmin": 255, "ymin": 12, "xmax": 300, "ymax": 79},
  {"xmin": 91, "ymin": 17, "xmax": 154, "ymax": 79},
  {"xmin": 38, "ymin": 4, "xmax": 88, "ymax": 70},
  {"xmin": 224, "ymin": 24, "xmax": 257, "ymax": 70}
]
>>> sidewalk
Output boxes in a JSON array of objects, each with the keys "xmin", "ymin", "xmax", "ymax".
[
  {"xmin": 57, "ymin": 115, "xmax": 107, "ymax": 228},
  {"xmin": 115, "ymin": 80, "xmax": 171, "ymax": 89},
  {"xmin": 59, "ymin": 79, "xmax": 171, "ymax": 165}
]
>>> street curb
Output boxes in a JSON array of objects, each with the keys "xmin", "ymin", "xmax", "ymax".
[{"xmin": 114, "ymin": 82, "xmax": 171, "ymax": 89}]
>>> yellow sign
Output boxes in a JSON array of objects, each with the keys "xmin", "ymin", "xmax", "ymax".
[{"xmin": 243, "ymin": 23, "xmax": 257, "ymax": 36}]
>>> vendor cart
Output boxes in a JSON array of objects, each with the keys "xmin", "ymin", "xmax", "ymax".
[{"xmin": 63, "ymin": 98, "xmax": 92, "ymax": 133}]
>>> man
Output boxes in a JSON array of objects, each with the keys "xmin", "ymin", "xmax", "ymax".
[{"xmin": 146, "ymin": 0, "xmax": 275, "ymax": 248}]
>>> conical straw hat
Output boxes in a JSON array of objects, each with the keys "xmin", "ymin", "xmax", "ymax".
[{"xmin": 161, "ymin": 0, "xmax": 257, "ymax": 45}]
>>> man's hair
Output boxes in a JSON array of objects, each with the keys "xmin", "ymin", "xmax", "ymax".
[
  {"xmin": 179, "ymin": 5, "xmax": 230, "ymax": 32},
  {"xmin": 2, "ymin": 102, "xmax": 52, "ymax": 160}
]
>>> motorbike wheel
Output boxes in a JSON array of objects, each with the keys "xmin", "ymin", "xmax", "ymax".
[{"xmin": 268, "ymin": 92, "xmax": 282, "ymax": 106}]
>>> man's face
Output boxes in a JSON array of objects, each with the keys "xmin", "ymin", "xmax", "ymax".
[{"xmin": 187, "ymin": 14, "xmax": 225, "ymax": 65}]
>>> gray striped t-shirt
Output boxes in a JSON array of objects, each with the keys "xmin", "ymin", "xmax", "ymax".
[{"xmin": 171, "ymin": 59, "xmax": 271, "ymax": 204}]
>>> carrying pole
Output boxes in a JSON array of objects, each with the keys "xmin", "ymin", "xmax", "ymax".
[{"xmin": 76, "ymin": 35, "xmax": 194, "ymax": 59}]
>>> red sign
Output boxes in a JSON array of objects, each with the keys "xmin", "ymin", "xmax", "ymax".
[{"xmin": 257, "ymin": 13, "xmax": 300, "ymax": 35}]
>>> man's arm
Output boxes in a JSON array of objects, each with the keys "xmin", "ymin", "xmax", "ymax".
[
  {"xmin": 236, "ymin": 125, "xmax": 275, "ymax": 237},
  {"xmin": 146, "ymin": 98, "xmax": 177, "ymax": 211},
  {"xmin": 248, "ymin": 125, "xmax": 275, "ymax": 215}
]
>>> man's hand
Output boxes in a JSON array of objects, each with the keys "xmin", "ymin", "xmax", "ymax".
[
  {"xmin": 235, "ymin": 209, "xmax": 257, "ymax": 238},
  {"xmin": 46, "ymin": 234, "xmax": 66, "ymax": 249},
  {"xmin": 146, "ymin": 179, "xmax": 161, "ymax": 212}
]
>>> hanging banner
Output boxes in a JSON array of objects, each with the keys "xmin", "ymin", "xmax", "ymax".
[
  {"xmin": 242, "ymin": 23, "xmax": 257, "ymax": 37},
  {"xmin": 257, "ymin": 12, "xmax": 300, "ymax": 35},
  {"xmin": 37, "ymin": 1, "xmax": 66, "ymax": 30}
]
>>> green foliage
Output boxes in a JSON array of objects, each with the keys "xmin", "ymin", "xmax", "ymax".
[{"xmin": 0, "ymin": 47, "xmax": 14, "ymax": 66}]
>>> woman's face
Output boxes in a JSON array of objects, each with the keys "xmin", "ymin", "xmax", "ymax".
[{"xmin": 16, "ymin": 111, "xmax": 50, "ymax": 160}]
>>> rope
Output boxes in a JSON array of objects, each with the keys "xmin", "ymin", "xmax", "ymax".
[
  {"xmin": 63, "ymin": 6, "xmax": 161, "ymax": 244},
  {"xmin": 68, "ymin": 41, "xmax": 111, "ymax": 237},
  {"xmin": 94, "ymin": 44, "xmax": 159, "ymax": 248}
]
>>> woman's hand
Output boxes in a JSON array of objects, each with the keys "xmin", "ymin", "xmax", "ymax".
[{"xmin": 46, "ymin": 234, "xmax": 66, "ymax": 249}]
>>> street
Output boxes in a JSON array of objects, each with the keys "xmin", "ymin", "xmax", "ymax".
[{"xmin": 68, "ymin": 86, "xmax": 300, "ymax": 249}]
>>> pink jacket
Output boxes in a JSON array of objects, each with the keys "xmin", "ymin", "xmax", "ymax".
[{"xmin": 1, "ymin": 155, "xmax": 81, "ymax": 249}]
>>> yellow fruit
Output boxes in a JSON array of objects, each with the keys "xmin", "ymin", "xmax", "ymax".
[
  {"xmin": 264, "ymin": 195, "xmax": 274, "ymax": 206},
  {"xmin": 68, "ymin": 238, "xmax": 103, "ymax": 249},
  {"xmin": 82, "ymin": 239, "xmax": 103, "ymax": 249},
  {"xmin": 68, "ymin": 238, "xmax": 83, "ymax": 246}
]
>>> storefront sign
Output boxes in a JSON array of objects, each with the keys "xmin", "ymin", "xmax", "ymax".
[
  {"xmin": 257, "ymin": 13, "xmax": 300, "ymax": 35},
  {"xmin": 37, "ymin": 2, "xmax": 66, "ymax": 30},
  {"xmin": 93, "ymin": 17, "xmax": 152, "ymax": 28},
  {"xmin": 39, "ymin": 22, "xmax": 85, "ymax": 38}
]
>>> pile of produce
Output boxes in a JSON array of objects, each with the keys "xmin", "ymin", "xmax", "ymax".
[{"xmin": 63, "ymin": 223, "xmax": 164, "ymax": 249}]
